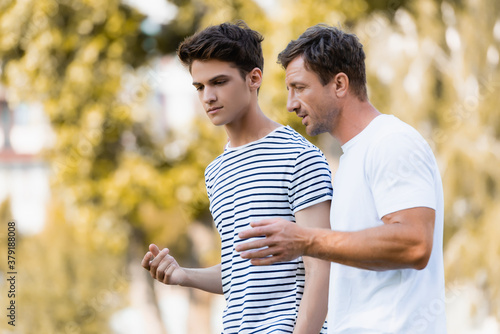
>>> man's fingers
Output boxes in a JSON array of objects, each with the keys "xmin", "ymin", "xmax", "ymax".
[
  {"xmin": 238, "ymin": 219, "xmax": 285, "ymax": 239},
  {"xmin": 250, "ymin": 256, "xmax": 281, "ymax": 266},
  {"xmin": 238, "ymin": 226, "xmax": 270, "ymax": 240},
  {"xmin": 240, "ymin": 246, "xmax": 276, "ymax": 260},
  {"xmin": 249, "ymin": 219, "xmax": 275, "ymax": 228},
  {"xmin": 235, "ymin": 239, "xmax": 269, "ymax": 252}
]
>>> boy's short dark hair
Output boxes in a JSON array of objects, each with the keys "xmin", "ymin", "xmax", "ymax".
[
  {"xmin": 177, "ymin": 21, "xmax": 264, "ymax": 79},
  {"xmin": 278, "ymin": 24, "xmax": 367, "ymax": 101}
]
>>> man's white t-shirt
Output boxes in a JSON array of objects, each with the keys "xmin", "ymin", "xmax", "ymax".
[{"xmin": 328, "ymin": 114, "xmax": 447, "ymax": 333}]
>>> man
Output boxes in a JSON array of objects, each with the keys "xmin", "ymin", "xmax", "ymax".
[
  {"xmin": 236, "ymin": 24, "xmax": 447, "ymax": 333},
  {"xmin": 141, "ymin": 22, "xmax": 332, "ymax": 334}
]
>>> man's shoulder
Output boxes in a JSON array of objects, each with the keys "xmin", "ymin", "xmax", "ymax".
[
  {"xmin": 364, "ymin": 115, "xmax": 437, "ymax": 178},
  {"xmin": 368, "ymin": 115, "xmax": 429, "ymax": 150},
  {"xmin": 378, "ymin": 114, "xmax": 422, "ymax": 134}
]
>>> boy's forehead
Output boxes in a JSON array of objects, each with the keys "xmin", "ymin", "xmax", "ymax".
[{"xmin": 191, "ymin": 59, "xmax": 239, "ymax": 80}]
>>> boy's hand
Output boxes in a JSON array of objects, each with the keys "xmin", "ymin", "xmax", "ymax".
[{"xmin": 141, "ymin": 244, "xmax": 187, "ymax": 286}]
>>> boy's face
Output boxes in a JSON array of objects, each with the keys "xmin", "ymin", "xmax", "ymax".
[{"xmin": 191, "ymin": 59, "xmax": 253, "ymax": 127}]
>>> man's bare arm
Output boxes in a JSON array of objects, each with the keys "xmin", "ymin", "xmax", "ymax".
[{"xmin": 236, "ymin": 207, "xmax": 435, "ymax": 271}]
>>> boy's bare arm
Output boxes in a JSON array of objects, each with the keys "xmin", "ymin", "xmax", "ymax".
[
  {"xmin": 142, "ymin": 244, "xmax": 223, "ymax": 295},
  {"xmin": 293, "ymin": 201, "xmax": 331, "ymax": 334}
]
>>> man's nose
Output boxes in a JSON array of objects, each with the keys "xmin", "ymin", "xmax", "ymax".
[{"xmin": 286, "ymin": 91, "xmax": 300, "ymax": 113}]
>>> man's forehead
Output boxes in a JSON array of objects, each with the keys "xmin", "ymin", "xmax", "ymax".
[
  {"xmin": 285, "ymin": 57, "xmax": 309, "ymax": 82},
  {"xmin": 285, "ymin": 57, "xmax": 305, "ymax": 72}
]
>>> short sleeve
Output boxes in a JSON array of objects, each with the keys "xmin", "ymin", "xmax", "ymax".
[
  {"xmin": 289, "ymin": 146, "xmax": 333, "ymax": 214},
  {"xmin": 367, "ymin": 131, "xmax": 438, "ymax": 219}
]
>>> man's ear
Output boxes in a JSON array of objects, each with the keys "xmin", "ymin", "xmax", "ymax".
[
  {"xmin": 333, "ymin": 72, "xmax": 349, "ymax": 98},
  {"xmin": 247, "ymin": 67, "xmax": 263, "ymax": 91}
]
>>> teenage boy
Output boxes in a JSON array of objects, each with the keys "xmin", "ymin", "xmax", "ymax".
[
  {"xmin": 141, "ymin": 21, "xmax": 332, "ymax": 334},
  {"xmin": 237, "ymin": 24, "xmax": 447, "ymax": 333}
]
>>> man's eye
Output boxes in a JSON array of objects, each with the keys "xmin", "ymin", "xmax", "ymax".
[
  {"xmin": 195, "ymin": 86, "xmax": 203, "ymax": 91},
  {"xmin": 214, "ymin": 80, "xmax": 226, "ymax": 85}
]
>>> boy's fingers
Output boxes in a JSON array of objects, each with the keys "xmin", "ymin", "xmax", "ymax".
[
  {"xmin": 141, "ymin": 252, "xmax": 154, "ymax": 269},
  {"xmin": 149, "ymin": 244, "xmax": 161, "ymax": 256}
]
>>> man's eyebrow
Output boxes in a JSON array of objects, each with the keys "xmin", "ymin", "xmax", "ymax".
[
  {"xmin": 287, "ymin": 82, "xmax": 303, "ymax": 88},
  {"xmin": 192, "ymin": 74, "xmax": 230, "ymax": 86}
]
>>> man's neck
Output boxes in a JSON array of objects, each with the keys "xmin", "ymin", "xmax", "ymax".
[
  {"xmin": 334, "ymin": 99, "xmax": 381, "ymax": 146},
  {"xmin": 225, "ymin": 105, "xmax": 281, "ymax": 148}
]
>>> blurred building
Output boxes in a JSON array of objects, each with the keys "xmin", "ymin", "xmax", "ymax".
[{"xmin": 0, "ymin": 85, "xmax": 52, "ymax": 234}]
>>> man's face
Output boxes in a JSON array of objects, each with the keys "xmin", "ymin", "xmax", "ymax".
[
  {"xmin": 285, "ymin": 56, "xmax": 340, "ymax": 136},
  {"xmin": 191, "ymin": 59, "xmax": 252, "ymax": 127}
]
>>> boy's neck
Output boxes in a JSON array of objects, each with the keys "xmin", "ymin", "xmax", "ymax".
[{"xmin": 225, "ymin": 104, "xmax": 281, "ymax": 148}]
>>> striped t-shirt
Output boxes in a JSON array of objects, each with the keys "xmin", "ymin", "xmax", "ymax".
[{"xmin": 205, "ymin": 126, "xmax": 333, "ymax": 334}]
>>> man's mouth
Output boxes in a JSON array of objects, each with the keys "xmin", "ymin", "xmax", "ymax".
[{"xmin": 297, "ymin": 113, "xmax": 308, "ymax": 125}]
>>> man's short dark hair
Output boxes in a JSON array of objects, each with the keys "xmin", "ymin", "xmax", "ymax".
[
  {"xmin": 278, "ymin": 24, "xmax": 367, "ymax": 101},
  {"xmin": 177, "ymin": 21, "xmax": 264, "ymax": 79}
]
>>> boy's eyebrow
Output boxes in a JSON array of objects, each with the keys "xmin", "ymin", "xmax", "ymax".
[{"xmin": 192, "ymin": 74, "xmax": 230, "ymax": 86}]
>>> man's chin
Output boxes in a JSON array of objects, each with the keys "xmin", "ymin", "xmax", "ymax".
[
  {"xmin": 304, "ymin": 125, "xmax": 316, "ymax": 136},
  {"xmin": 305, "ymin": 125, "xmax": 324, "ymax": 137}
]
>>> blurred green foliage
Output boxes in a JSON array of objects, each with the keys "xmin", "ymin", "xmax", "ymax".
[{"xmin": 0, "ymin": 0, "xmax": 499, "ymax": 332}]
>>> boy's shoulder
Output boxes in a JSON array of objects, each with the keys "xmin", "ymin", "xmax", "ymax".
[
  {"xmin": 268, "ymin": 126, "xmax": 318, "ymax": 149},
  {"xmin": 204, "ymin": 126, "xmax": 322, "ymax": 175}
]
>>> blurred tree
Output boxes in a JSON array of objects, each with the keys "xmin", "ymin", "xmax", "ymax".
[
  {"xmin": 14, "ymin": 199, "xmax": 128, "ymax": 333},
  {"xmin": 0, "ymin": 198, "xmax": 13, "ymax": 333},
  {"xmin": 0, "ymin": 198, "xmax": 13, "ymax": 275},
  {"xmin": 259, "ymin": 0, "xmax": 500, "ymax": 327},
  {"xmin": 0, "ymin": 0, "xmax": 264, "ymax": 332},
  {"xmin": 354, "ymin": 0, "xmax": 500, "ymax": 324},
  {"xmin": 430, "ymin": 0, "xmax": 500, "ymax": 319},
  {"xmin": 257, "ymin": 0, "xmax": 420, "ymax": 144},
  {"xmin": 1, "ymin": 0, "xmax": 499, "ymax": 331}
]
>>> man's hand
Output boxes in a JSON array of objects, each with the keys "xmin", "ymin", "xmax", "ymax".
[
  {"xmin": 236, "ymin": 218, "xmax": 309, "ymax": 265},
  {"xmin": 141, "ymin": 244, "xmax": 187, "ymax": 285}
]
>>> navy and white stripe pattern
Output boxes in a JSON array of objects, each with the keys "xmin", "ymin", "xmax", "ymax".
[{"xmin": 205, "ymin": 126, "xmax": 332, "ymax": 334}]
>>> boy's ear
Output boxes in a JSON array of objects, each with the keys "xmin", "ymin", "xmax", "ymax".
[{"xmin": 248, "ymin": 67, "xmax": 263, "ymax": 91}]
